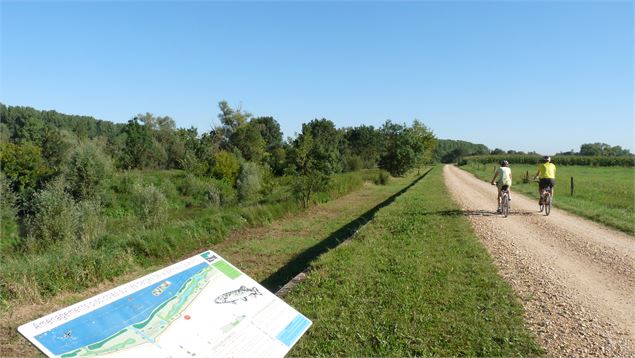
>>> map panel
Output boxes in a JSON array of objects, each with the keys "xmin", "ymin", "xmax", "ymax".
[{"xmin": 18, "ymin": 250, "xmax": 312, "ymax": 358}]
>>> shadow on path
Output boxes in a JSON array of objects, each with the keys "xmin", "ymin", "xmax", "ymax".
[
  {"xmin": 261, "ymin": 167, "xmax": 434, "ymax": 293},
  {"xmin": 420, "ymin": 209, "xmax": 535, "ymax": 217}
]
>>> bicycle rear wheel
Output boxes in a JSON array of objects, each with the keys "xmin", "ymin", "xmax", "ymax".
[
  {"xmin": 545, "ymin": 195, "xmax": 551, "ymax": 216},
  {"xmin": 502, "ymin": 195, "xmax": 509, "ymax": 217}
]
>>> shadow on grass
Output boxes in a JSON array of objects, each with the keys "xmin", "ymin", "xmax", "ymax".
[{"xmin": 261, "ymin": 168, "xmax": 434, "ymax": 293}]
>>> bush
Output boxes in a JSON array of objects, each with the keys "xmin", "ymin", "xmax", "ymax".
[
  {"xmin": 345, "ymin": 155, "xmax": 364, "ymax": 172},
  {"xmin": 374, "ymin": 170, "xmax": 391, "ymax": 185},
  {"xmin": 131, "ymin": 184, "xmax": 168, "ymax": 224},
  {"xmin": 212, "ymin": 150, "xmax": 240, "ymax": 183},
  {"xmin": 0, "ymin": 142, "xmax": 51, "ymax": 195},
  {"xmin": 64, "ymin": 142, "xmax": 113, "ymax": 201},
  {"xmin": 211, "ymin": 179, "xmax": 238, "ymax": 207},
  {"xmin": 26, "ymin": 178, "xmax": 78, "ymax": 245},
  {"xmin": 237, "ymin": 162, "xmax": 262, "ymax": 203},
  {"xmin": 0, "ymin": 173, "xmax": 20, "ymax": 255},
  {"xmin": 202, "ymin": 184, "xmax": 221, "ymax": 208},
  {"xmin": 113, "ymin": 171, "xmax": 138, "ymax": 194},
  {"xmin": 178, "ymin": 173, "xmax": 207, "ymax": 197},
  {"xmin": 292, "ymin": 172, "xmax": 330, "ymax": 208},
  {"xmin": 76, "ymin": 200, "xmax": 104, "ymax": 243}
]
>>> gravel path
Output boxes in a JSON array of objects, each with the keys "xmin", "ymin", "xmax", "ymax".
[{"xmin": 443, "ymin": 165, "xmax": 635, "ymax": 357}]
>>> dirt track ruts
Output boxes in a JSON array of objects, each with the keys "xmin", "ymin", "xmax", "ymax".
[{"xmin": 443, "ymin": 165, "xmax": 635, "ymax": 357}]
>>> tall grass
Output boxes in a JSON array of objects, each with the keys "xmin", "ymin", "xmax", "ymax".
[
  {"xmin": 462, "ymin": 163, "xmax": 635, "ymax": 234},
  {"xmin": 0, "ymin": 169, "xmax": 376, "ymax": 306}
]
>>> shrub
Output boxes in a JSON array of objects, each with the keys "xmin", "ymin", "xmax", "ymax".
[
  {"xmin": 113, "ymin": 171, "xmax": 138, "ymax": 194},
  {"xmin": 76, "ymin": 200, "xmax": 104, "ymax": 243},
  {"xmin": 0, "ymin": 173, "xmax": 20, "ymax": 255},
  {"xmin": 345, "ymin": 155, "xmax": 364, "ymax": 172},
  {"xmin": 202, "ymin": 184, "xmax": 221, "ymax": 208},
  {"xmin": 292, "ymin": 172, "xmax": 330, "ymax": 208},
  {"xmin": 237, "ymin": 162, "xmax": 262, "ymax": 203},
  {"xmin": 212, "ymin": 150, "xmax": 240, "ymax": 183},
  {"xmin": 211, "ymin": 179, "xmax": 238, "ymax": 207},
  {"xmin": 64, "ymin": 142, "xmax": 113, "ymax": 201},
  {"xmin": 375, "ymin": 170, "xmax": 391, "ymax": 185},
  {"xmin": 178, "ymin": 173, "xmax": 206, "ymax": 197},
  {"xmin": 0, "ymin": 142, "xmax": 51, "ymax": 195},
  {"xmin": 131, "ymin": 184, "xmax": 168, "ymax": 224},
  {"xmin": 26, "ymin": 178, "xmax": 78, "ymax": 245}
]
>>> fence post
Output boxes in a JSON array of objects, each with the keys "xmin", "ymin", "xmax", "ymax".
[{"xmin": 570, "ymin": 176, "xmax": 574, "ymax": 196}]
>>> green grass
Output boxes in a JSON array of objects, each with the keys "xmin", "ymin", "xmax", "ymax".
[
  {"xmin": 462, "ymin": 163, "xmax": 635, "ymax": 234},
  {"xmin": 285, "ymin": 166, "xmax": 543, "ymax": 356},
  {"xmin": 0, "ymin": 170, "xmax": 380, "ymax": 307}
]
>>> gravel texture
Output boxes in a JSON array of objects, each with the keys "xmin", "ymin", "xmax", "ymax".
[{"xmin": 444, "ymin": 165, "xmax": 635, "ymax": 357}]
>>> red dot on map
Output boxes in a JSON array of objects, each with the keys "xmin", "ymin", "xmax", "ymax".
[{"xmin": 184, "ymin": 315, "xmax": 191, "ymax": 320}]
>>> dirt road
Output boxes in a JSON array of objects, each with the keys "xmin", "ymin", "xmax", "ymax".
[{"xmin": 443, "ymin": 165, "xmax": 635, "ymax": 357}]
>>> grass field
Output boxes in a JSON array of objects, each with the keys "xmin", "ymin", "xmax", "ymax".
[
  {"xmin": 1, "ymin": 171, "xmax": 419, "ymax": 357},
  {"xmin": 285, "ymin": 166, "xmax": 543, "ymax": 356},
  {"xmin": 461, "ymin": 163, "xmax": 635, "ymax": 234}
]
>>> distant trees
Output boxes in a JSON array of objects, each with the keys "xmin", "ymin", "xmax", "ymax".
[
  {"xmin": 433, "ymin": 139, "xmax": 489, "ymax": 163},
  {"xmin": 0, "ymin": 100, "xmax": 442, "ymax": 246},
  {"xmin": 578, "ymin": 143, "xmax": 631, "ymax": 157}
]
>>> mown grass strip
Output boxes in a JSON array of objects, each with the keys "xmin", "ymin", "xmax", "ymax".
[
  {"xmin": 461, "ymin": 163, "xmax": 634, "ymax": 234},
  {"xmin": 285, "ymin": 166, "xmax": 543, "ymax": 356}
]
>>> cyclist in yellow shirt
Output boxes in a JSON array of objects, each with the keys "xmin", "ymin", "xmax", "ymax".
[{"xmin": 533, "ymin": 156, "xmax": 556, "ymax": 205}]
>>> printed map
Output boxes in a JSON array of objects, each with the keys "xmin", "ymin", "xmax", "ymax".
[{"xmin": 18, "ymin": 251, "xmax": 311, "ymax": 358}]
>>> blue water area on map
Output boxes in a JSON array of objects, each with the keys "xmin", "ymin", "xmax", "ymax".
[
  {"xmin": 276, "ymin": 314, "xmax": 311, "ymax": 347},
  {"xmin": 35, "ymin": 262, "xmax": 208, "ymax": 355}
]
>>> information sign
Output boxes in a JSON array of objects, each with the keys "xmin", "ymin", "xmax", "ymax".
[{"xmin": 18, "ymin": 250, "xmax": 312, "ymax": 357}]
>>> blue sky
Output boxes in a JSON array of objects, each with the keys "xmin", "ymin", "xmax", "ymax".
[{"xmin": 1, "ymin": 1, "xmax": 633, "ymax": 154}]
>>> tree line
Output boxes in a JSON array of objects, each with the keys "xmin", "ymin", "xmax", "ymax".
[{"xmin": 0, "ymin": 102, "xmax": 436, "ymax": 251}]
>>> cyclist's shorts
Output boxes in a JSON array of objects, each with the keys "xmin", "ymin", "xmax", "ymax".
[
  {"xmin": 500, "ymin": 184, "xmax": 509, "ymax": 191},
  {"xmin": 539, "ymin": 178, "xmax": 555, "ymax": 190}
]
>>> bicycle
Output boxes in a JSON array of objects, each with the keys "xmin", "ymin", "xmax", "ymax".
[
  {"xmin": 539, "ymin": 185, "xmax": 553, "ymax": 216},
  {"xmin": 492, "ymin": 184, "xmax": 511, "ymax": 218}
]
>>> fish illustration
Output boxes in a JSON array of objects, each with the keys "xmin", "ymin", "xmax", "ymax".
[{"xmin": 215, "ymin": 286, "xmax": 262, "ymax": 304}]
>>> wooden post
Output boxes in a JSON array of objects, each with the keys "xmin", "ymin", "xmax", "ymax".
[{"xmin": 570, "ymin": 176, "xmax": 574, "ymax": 196}]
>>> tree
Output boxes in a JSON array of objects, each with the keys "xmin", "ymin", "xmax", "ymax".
[
  {"xmin": 580, "ymin": 143, "xmax": 631, "ymax": 157},
  {"xmin": 120, "ymin": 118, "xmax": 154, "ymax": 169},
  {"xmin": 343, "ymin": 125, "xmax": 383, "ymax": 169},
  {"xmin": 292, "ymin": 119, "xmax": 342, "ymax": 175},
  {"xmin": 0, "ymin": 142, "xmax": 51, "ymax": 196},
  {"xmin": 289, "ymin": 130, "xmax": 331, "ymax": 208},
  {"xmin": 378, "ymin": 121, "xmax": 418, "ymax": 176},
  {"xmin": 218, "ymin": 101, "xmax": 251, "ymax": 138},
  {"xmin": 410, "ymin": 119, "xmax": 437, "ymax": 169},
  {"xmin": 251, "ymin": 116, "xmax": 283, "ymax": 150},
  {"xmin": 230, "ymin": 122, "xmax": 266, "ymax": 162},
  {"xmin": 40, "ymin": 129, "xmax": 74, "ymax": 172}
]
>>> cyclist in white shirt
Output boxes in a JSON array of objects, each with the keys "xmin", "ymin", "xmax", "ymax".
[{"xmin": 490, "ymin": 160, "xmax": 513, "ymax": 213}]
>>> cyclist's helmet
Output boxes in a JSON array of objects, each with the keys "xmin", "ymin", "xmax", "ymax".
[
  {"xmin": 543, "ymin": 155, "xmax": 551, "ymax": 162},
  {"xmin": 500, "ymin": 160, "xmax": 509, "ymax": 167}
]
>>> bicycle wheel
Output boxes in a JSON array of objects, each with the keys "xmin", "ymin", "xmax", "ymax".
[
  {"xmin": 502, "ymin": 194, "xmax": 509, "ymax": 218},
  {"xmin": 545, "ymin": 195, "xmax": 551, "ymax": 216}
]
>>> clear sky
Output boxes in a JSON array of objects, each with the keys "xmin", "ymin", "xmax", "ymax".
[{"xmin": 1, "ymin": 1, "xmax": 633, "ymax": 154}]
